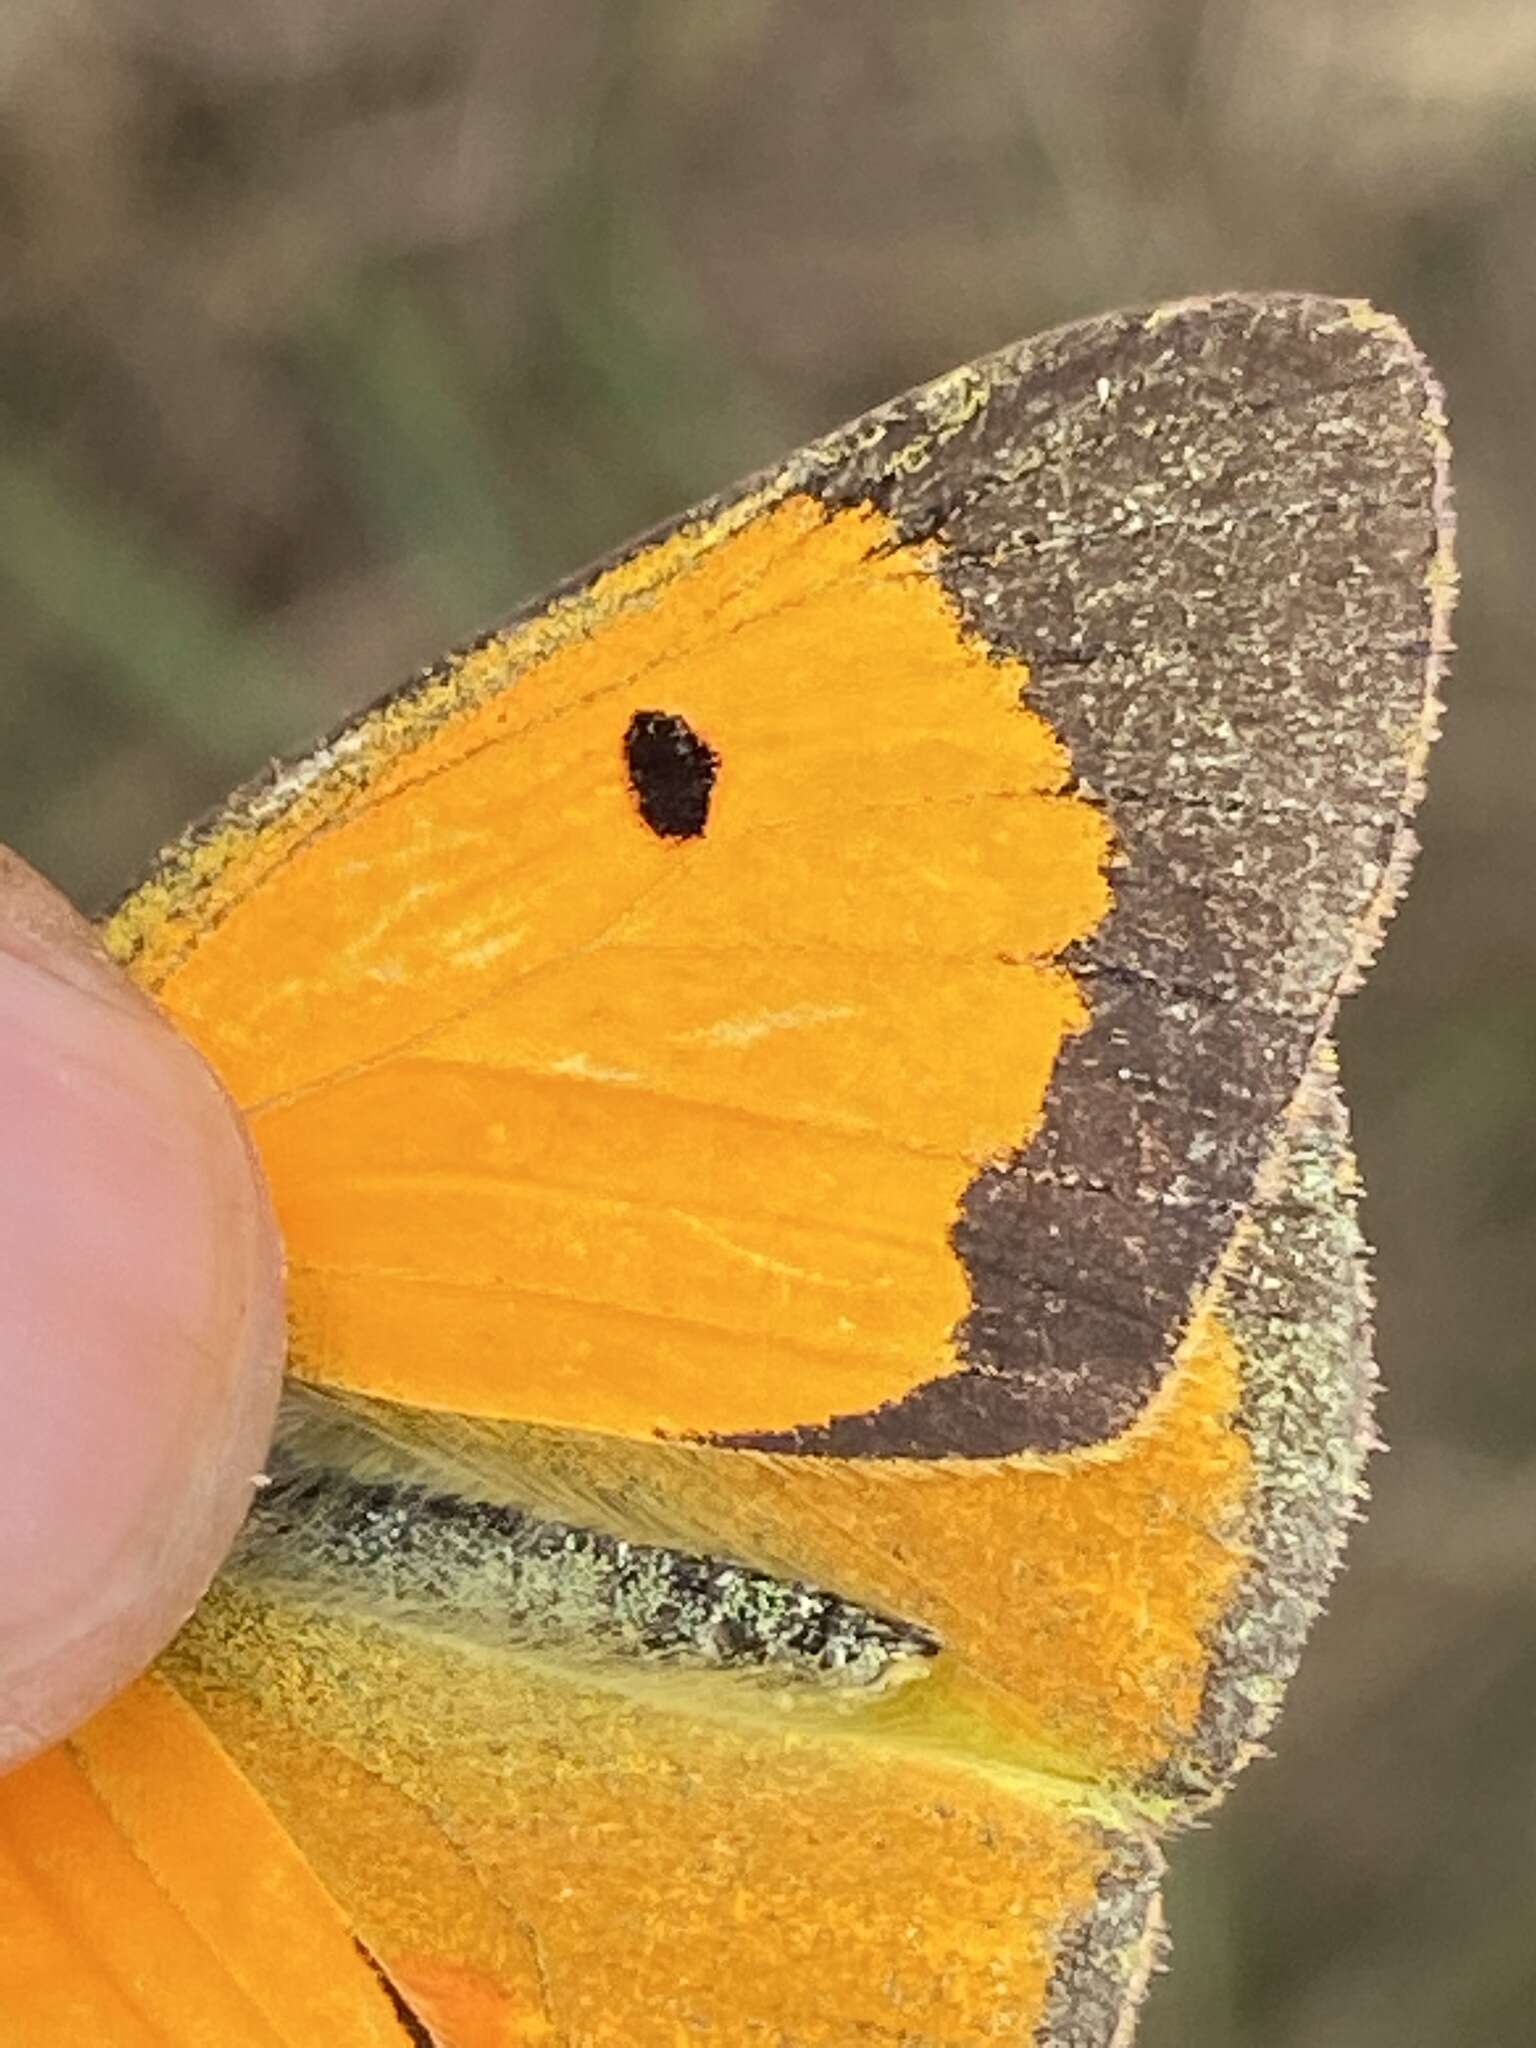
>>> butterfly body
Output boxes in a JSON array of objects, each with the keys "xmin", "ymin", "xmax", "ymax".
[{"xmin": 1, "ymin": 293, "xmax": 1452, "ymax": 2045}]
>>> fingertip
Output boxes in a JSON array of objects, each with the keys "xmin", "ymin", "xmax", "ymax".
[{"xmin": 0, "ymin": 855, "xmax": 285, "ymax": 1772}]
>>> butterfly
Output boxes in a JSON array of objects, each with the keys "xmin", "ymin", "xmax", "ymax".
[{"xmin": 0, "ymin": 292, "xmax": 1453, "ymax": 2046}]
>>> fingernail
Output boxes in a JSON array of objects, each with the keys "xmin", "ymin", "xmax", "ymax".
[{"xmin": 0, "ymin": 857, "xmax": 285, "ymax": 1770}]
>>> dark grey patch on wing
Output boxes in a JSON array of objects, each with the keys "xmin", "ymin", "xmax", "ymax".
[
  {"xmin": 1033, "ymin": 1831, "xmax": 1165, "ymax": 2048},
  {"xmin": 1152, "ymin": 1052, "xmax": 1377, "ymax": 1810},
  {"xmin": 723, "ymin": 292, "xmax": 1449, "ymax": 1458}
]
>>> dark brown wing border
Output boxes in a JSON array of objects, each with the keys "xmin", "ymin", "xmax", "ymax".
[{"xmin": 726, "ymin": 293, "xmax": 1451, "ymax": 1456}]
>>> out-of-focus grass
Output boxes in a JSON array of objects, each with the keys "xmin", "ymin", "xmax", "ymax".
[
  {"xmin": 2, "ymin": 3, "xmax": 1533, "ymax": 2040},
  {"xmin": 0, "ymin": 446, "xmax": 306, "ymax": 757}
]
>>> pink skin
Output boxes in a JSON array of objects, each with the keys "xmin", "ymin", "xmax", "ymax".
[{"xmin": 0, "ymin": 851, "xmax": 285, "ymax": 1773}]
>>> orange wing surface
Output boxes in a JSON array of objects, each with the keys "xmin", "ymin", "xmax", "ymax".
[{"xmin": 1, "ymin": 293, "xmax": 1451, "ymax": 2045}]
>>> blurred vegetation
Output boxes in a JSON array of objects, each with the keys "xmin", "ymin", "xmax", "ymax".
[{"xmin": 3, "ymin": 3, "xmax": 1533, "ymax": 2041}]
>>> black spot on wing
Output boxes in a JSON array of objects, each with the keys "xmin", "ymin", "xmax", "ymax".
[{"xmin": 625, "ymin": 709, "xmax": 719, "ymax": 838}]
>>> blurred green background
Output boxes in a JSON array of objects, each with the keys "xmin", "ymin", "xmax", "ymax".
[{"xmin": 4, "ymin": 4, "xmax": 1531, "ymax": 2041}]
